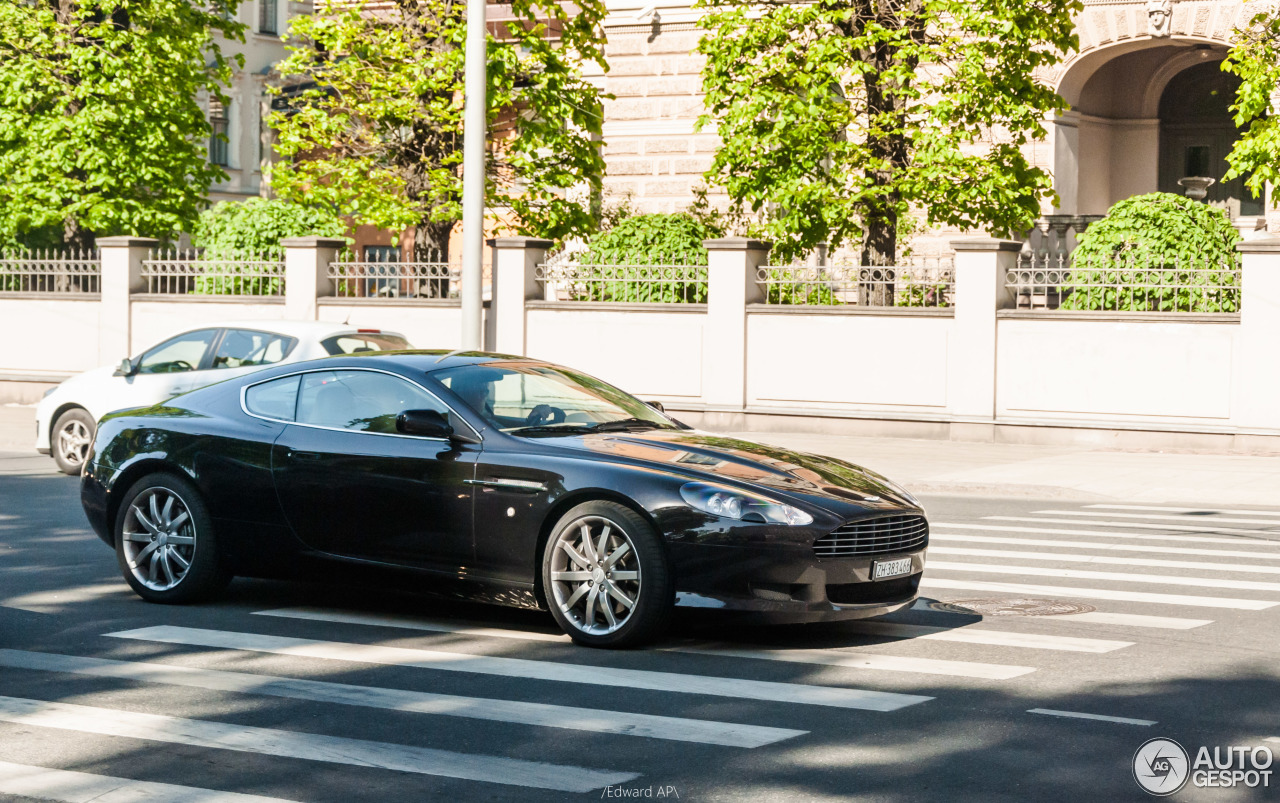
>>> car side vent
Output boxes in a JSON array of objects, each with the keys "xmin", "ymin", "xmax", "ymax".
[{"xmin": 814, "ymin": 515, "xmax": 929, "ymax": 558}]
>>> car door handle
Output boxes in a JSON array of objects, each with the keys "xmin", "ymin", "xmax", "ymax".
[{"xmin": 288, "ymin": 449, "xmax": 322, "ymax": 461}]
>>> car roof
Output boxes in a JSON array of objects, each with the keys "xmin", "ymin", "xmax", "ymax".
[
  {"xmin": 289, "ymin": 350, "xmax": 541, "ymax": 373},
  {"xmin": 173, "ymin": 320, "xmax": 409, "ymax": 340}
]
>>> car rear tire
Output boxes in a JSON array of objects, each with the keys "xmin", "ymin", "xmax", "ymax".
[
  {"xmin": 114, "ymin": 473, "xmax": 232, "ymax": 603},
  {"xmin": 542, "ymin": 500, "xmax": 673, "ymax": 648},
  {"xmin": 51, "ymin": 408, "xmax": 94, "ymax": 475}
]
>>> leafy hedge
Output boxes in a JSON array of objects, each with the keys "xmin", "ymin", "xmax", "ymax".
[
  {"xmin": 575, "ymin": 213, "xmax": 718, "ymax": 303},
  {"xmin": 1064, "ymin": 193, "xmax": 1241, "ymax": 312},
  {"xmin": 190, "ymin": 199, "xmax": 346, "ymax": 295}
]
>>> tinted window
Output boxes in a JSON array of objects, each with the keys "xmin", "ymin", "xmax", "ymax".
[
  {"xmin": 244, "ymin": 375, "xmax": 300, "ymax": 421},
  {"xmin": 137, "ymin": 329, "xmax": 218, "ymax": 374},
  {"xmin": 296, "ymin": 370, "xmax": 447, "ymax": 434},
  {"xmin": 212, "ymin": 329, "xmax": 296, "ymax": 370},
  {"xmin": 321, "ymin": 333, "xmax": 411, "ymax": 355}
]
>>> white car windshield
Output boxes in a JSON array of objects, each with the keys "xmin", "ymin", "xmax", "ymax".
[{"xmin": 434, "ymin": 364, "xmax": 678, "ymax": 435}]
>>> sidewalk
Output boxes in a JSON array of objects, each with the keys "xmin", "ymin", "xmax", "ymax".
[{"xmin": 4, "ymin": 404, "xmax": 1278, "ymax": 505}]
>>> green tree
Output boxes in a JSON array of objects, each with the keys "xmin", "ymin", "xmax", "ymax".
[
  {"xmin": 696, "ymin": 0, "xmax": 1080, "ymax": 264},
  {"xmin": 193, "ymin": 198, "xmax": 346, "ymax": 258},
  {"xmin": 0, "ymin": 0, "xmax": 244, "ymax": 248},
  {"xmin": 268, "ymin": 0, "xmax": 608, "ymax": 256},
  {"xmin": 1223, "ymin": 10, "xmax": 1280, "ymax": 195}
]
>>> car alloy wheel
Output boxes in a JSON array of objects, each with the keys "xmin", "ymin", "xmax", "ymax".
[
  {"xmin": 550, "ymin": 514, "xmax": 642, "ymax": 636},
  {"xmin": 542, "ymin": 500, "xmax": 673, "ymax": 648},
  {"xmin": 121, "ymin": 486, "xmax": 198, "ymax": 591},
  {"xmin": 51, "ymin": 408, "xmax": 95, "ymax": 475},
  {"xmin": 114, "ymin": 473, "xmax": 231, "ymax": 603}
]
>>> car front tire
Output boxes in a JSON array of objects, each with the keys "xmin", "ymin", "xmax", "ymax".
[
  {"xmin": 114, "ymin": 473, "xmax": 232, "ymax": 603},
  {"xmin": 542, "ymin": 500, "xmax": 674, "ymax": 648},
  {"xmin": 51, "ymin": 407, "xmax": 95, "ymax": 475}
]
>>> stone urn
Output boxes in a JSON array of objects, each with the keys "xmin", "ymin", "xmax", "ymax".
[{"xmin": 1177, "ymin": 176, "xmax": 1216, "ymax": 201}]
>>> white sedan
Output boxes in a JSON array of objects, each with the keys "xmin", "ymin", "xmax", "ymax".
[{"xmin": 36, "ymin": 320, "xmax": 411, "ymax": 474}]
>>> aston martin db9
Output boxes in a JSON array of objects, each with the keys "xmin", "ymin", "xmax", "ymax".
[{"xmin": 81, "ymin": 351, "xmax": 928, "ymax": 647}]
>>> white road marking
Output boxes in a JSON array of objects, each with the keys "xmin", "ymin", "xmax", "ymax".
[
  {"xmin": 0, "ymin": 695, "xmax": 634, "ymax": 793},
  {"xmin": 253, "ymin": 608, "xmax": 568, "ymax": 642},
  {"xmin": 927, "ymin": 560, "xmax": 1280, "ymax": 593},
  {"xmin": 0, "ymin": 649, "xmax": 802, "ymax": 748},
  {"xmin": 931, "ymin": 547, "xmax": 1280, "ymax": 576},
  {"xmin": 932, "ymin": 532, "xmax": 1280, "ymax": 561},
  {"xmin": 106, "ymin": 626, "xmax": 933, "ymax": 712},
  {"xmin": 919, "ymin": 578, "xmax": 1276, "ymax": 610},
  {"xmin": 1266, "ymin": 737, "xmax": 1280, "ymax": 744},
  {"xmin": 1035, "ymin": 510, "xmax": 1280, "ymax": 527},
  {"xmin": 0, "ymin": 760, "xmax": 299, "ymax": 803},
  {"xmin": 1087, "ymin": 505, "xmax": 1280, "ymax": 518},
  {"xmin": 983, "ymin": 516, "xmax": 1280, "ymax": 539},
  {"xmin": 0, "ymin": 583, "xmax": 128, "ymax": 614},
  {"xmin": 934, "ymin": 522, "xmax": 1273, "ymax": 546},
  {"xmin": 663, "ymin": 645, "xmax": 1035, "ymax": 680},
  {"xmin": 838, "ymin": 621, "xmax": 1131, "ymax": 653},
  {"xmin": 1027, "ymin": 708, "xmax": 1156, "ymax": 726},
  {"xmin": 910, "ymin": 601, "xmax": 1212, "ymax": 629}
]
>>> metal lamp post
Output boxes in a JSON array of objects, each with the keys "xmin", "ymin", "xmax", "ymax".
[{"xmin": 459, "ymin": 0, "xmax": 487, "ymax": 350}]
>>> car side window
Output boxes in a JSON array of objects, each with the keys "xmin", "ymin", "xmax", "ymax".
[
  {"xmin": 136, "ymin": 329, "xmax": 218, "ymax": 374},
  {"xmin": 212, "ymin": 329, "xmax": 296, "ymax": 370},
  {"xmin": 295, "ymin": 370, "xmax": 449, "ymax": 435},
  {"xmin": 244, "ymin": 375, "xmax": 301, "ymax": 421}
]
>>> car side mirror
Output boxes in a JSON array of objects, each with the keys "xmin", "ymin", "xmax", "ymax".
[
  {"xmin": 114, "ymin": 358, "xmax": 138, "ymax": 377},
  {"xmin": 645, "ymin": 400, "xmax": 665, "ymax": 413},
  {"xmin": 396, "ymin": 409, "xmax": 455, "ymax": 439}
]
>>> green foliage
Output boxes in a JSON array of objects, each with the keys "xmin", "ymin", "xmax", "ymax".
[
  {"xmin": 193, "ymin": 199, "xmax": 346, "ymax": 258},
  {"xmin": 895, "ymin": 281, "xmax": 950, "ymax": 308},
  {"xmin": 269, "ymin": 0, "xmax": 609, "ymax": 253},
  {"xmin": 191, "ymin": 265, "xmax": 283, "ymax": 297},
  {"xmin": 1224, "ymin": 11, "xmax": 1280, "ymax": 195},
  {"xmin": 695, "ymin": 0, "xmax": 1081, "ymax": 263},
  {"xmin": 1064, "ymin": 193, "xmax": 1241, "ymax": 312},
  {"xmin": 763, "ymin": 272, "xmax": 837, "ymax": 305},
  {"xmin": 568, "ymin": 214, "xmax": 720, "ymax": 303},
  {"xmin": 0, "ymin": 0, "xmax": 245, "ymax": 247}
]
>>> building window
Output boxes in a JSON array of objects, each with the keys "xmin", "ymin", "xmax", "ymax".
[
  {"xmin": 259, "ymin": 0, "xmax": 277, "ymax": 34},
  {"xmin": 209, "ymin": 100, "xmax": 229, "ymax": 167}
]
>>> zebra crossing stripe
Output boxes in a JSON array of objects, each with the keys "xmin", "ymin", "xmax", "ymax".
[
  {"xmin": 933, "ymin": 522, "xmax": 1271, "ymax": 547},
  {"xmin": 919, "ymin": 578, "xmax": 1276, "ymax": 610},
  {"xmin": 930, "ymin": 546, "xmax": 1280, "ymax": 575},
  {"xmin": 982, "ymin": 516, "xmax": 1280, "ymax": 539},
  {"xmin": 253, "ymin": 608, "xmax": 568, "ymax": 642},
  {"xmin": 1087, "ymin": 505, "xmax": 1280, "ymax": 518},
  {"xmin": 931, "ymin": 532, "xmax": 1280, "ymax": 561},
  {"xmin": 0, "ymin": 760, "xmax": 299, "ymax": 803},
  {"xmin": 910, "ymin": 601, "xmax": 1212, "ymax": 629},
  {"xmin": 105, "ymin": 626, "xmax": 933, "ymax": 712},
  {"xmin": 663, "ymin": 645, "xmax": 1035, "ymax": 680},
  {"xmin": 0, "ymin": 696, "xmax": 636, "ymax": 793},
  {"xmin": 1027, "ymin": 708, "xmax": 1156, "ymax": 726},
  {"xmin": 1036, "ymin": 510, "xmax": 1280, "ymax": 527},
  {"xmin": 927, "ymin": 560, "xmax": 1280, "ymax": 593},
  {"xmin": 842, "ymin": 621, "xmax": 1132, "ymax": 653},
  {"xmin": 0, "ymin": 649, "xmax": 804, "ymax": 748}
]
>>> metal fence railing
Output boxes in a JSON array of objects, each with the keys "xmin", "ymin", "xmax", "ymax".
[
  {"xmin": 756, "ymin": 258, "xmax": 955, "ymax": 308},
  {"xmin": 535, "ymin": 255, "xmax": 708, "ymax": 303},
  {"xmin": 141, "ymin": 249, "xmax": 285, "ymax": 296},
  {"xmin": 327, "ymin": 250, "xmax": 457, "ymax": 299},
  {"xmin": 1007, "ymin": 253, "xmax": 1241, "ymax": 313},
  {"xmin": 0, "ymin": 249, "xmax": 101, "ymax": 295}
]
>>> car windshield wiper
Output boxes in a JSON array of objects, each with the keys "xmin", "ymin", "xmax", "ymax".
[
  {"xmin": 588, "ymin": 418, "xmax": 675, "ymax": 433},
  {"xmin": 507, "ymin": 424, "xmax": 596, "ymax": 436}
]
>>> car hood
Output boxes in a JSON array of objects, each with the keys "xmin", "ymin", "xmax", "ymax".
[{"xmin": 553, "ymin": 429, "xmax": 918, "ymax": 512}]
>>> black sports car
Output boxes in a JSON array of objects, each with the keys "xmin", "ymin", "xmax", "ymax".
[{"xmin": 81, "ymin": 351, "xmax": 928, "ymax": 647}]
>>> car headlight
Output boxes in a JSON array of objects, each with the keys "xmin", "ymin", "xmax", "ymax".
[{"xmin": 680, "ymin": 482, "xmax": 814, "ymax": 526}]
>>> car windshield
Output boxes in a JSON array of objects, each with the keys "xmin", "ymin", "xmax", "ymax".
[{"xmin": 433, "ymin": 364, "xmax": 678, "ymax": 435}]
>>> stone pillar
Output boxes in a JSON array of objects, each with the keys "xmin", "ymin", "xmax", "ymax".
[
  {"xmin": 702, "ymin": 238, "xmax": 770, "ymax": 413},
  {"xmin": 1233, "ymin": 239, "xmax": 1280, "ymax": 436},
  {"xmin": 96, "ymin": 236, "xmax": 156, "ymax": 364},
  {"xmin": 948, "ymin": 238, "xmax": 1021, "ymax": 438},
  {"xmin": 488, "ymin": 237, "xmax": 552, "ymax": 355},
  {"xmin": 282, "ymin": 236, "xmax": 346, "ymax": 321}
]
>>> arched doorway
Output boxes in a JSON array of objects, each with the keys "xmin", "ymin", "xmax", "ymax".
[{"xmin": 1158, "ymin": 60, "xmax": 1262, "ymax": 216}]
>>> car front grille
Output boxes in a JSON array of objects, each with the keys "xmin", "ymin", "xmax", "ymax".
[
  {"xmin": 813, "ymin": 514, "xmax": 929, "ymax": 558},
  {"xmin": 826, "ymin": 574, "xmax": 921, "ymax": 605}
]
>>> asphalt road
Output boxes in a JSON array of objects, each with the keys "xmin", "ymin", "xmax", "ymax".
[{"xmin": 1, "ymin": 460, "xmax": 1278, "ymax": 802}]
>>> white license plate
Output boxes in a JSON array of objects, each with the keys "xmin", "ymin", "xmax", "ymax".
[{"xmin": 873, "ymin": 557, "xmax": 913, "ymax": 580}]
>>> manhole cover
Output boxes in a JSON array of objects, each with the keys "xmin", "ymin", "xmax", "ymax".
[{"xmin": 928, "ymin": 598, "xmax": 1097, "ymax": 617}]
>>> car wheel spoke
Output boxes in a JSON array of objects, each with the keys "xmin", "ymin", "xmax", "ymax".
[
  {"xmin": 607, "ymin": 583, "xmax": 635, "ymax": 610},
  {"xmin": 122, "ymin": 531, "xmax": 151, "ymax": 543},
  {"xmin": 604, "ymin": 542, "xmax": 630, "ymax": 568},
  {"xmin": 168, "ymin": 511, "xmax": 190, "ymax": 532},
  {"xmin": 166, "ymin": 534, "xmax": 195, "ymax": 546},
  {"xmin": 579, "ymin": 524, "xmax": 597, "ymax": 561},
  {"xmin": 159, "ymin": 547, "xmax": 176, "ymax": 586},
  {"xmin": 160, "ymin": 496, "xmax": 175, "ymax": 528},
  {"xmin": 559, "ymin": 541, "xmax": 591, "ymax": 569},
  {"xmin": 148, "ymin": 550, "xmax": 160, "ymax": 583},
  {"xmin": 596, "ymin": 525, "xmax": 611, "ymax": 567},
  {"xmin": 582, "ymin": 586, "xmax": 598, "ymax": 629},
  {"xmin": 609, "ymin": 570, "xmax": 639, "ymax": 582},
  {"xmin": 600, "ymin": 595, "xmax": 618, "ymax": 627},
  {"xmin": 168, "ymin": 549, "xmax": 191, "ymax": 571},
  {"xmin": 563, "ymin": 583, "xmax": 589, "ymax": 609},
  {"xmin": 149, "ymin": 494, "xmax": 162, "ymax": 530},
  {"xmin": 552, "ymin": 570, "xmax": 591, "ymax": 582},
  {"xmin": 131, "ymin": 540, "xmax": 159, "ymax": 568},
  {"xmin": 133, "ymin": 510, "xmax": 160, "ymax": 535}
]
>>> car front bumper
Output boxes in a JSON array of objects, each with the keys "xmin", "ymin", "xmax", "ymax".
[{"xmin": 668, "ymin": 541, "xmax": 926, "ymax": 623}]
